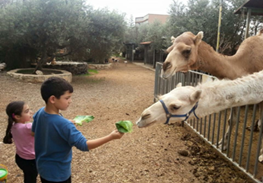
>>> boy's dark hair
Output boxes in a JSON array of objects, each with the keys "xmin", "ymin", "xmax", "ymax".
[
  {"xmin": 41, "ymin": 77, "xmax": 73, "ymax": 104},
  {"xmin": 3, "ymin": 101, "xmax": 25, "ymax": 144}
]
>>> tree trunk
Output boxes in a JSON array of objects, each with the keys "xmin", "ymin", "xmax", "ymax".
[{"xmin": 33, "ymin": 48, "xmax": 47, "ymax": 74}]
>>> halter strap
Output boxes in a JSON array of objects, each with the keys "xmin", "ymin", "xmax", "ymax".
[{"xmin": 159, "ymin": 100, "xmax": 199, "ymax": 124}]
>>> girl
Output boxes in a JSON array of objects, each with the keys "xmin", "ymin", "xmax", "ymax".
[{"xmin": 3, "ymin": 101, "xmax": 38, "ymax": 183}]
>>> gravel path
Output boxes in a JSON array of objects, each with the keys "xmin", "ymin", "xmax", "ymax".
[{"xmin": 0, "ymin": 62, "xmax": 253, "ymax": 183}]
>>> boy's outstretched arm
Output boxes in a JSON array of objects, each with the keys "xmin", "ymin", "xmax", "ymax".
[{"xmin": 86, "ymin": 129, "xmax": 124, "ymax": 150}]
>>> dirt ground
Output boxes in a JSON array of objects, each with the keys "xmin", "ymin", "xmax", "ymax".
[{"xmin": 0, "ymin": 60, "xmax": 254, "ymax": 183}]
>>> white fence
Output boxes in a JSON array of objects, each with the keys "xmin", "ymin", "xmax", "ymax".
[{"xmin": 154, "ymin": 62, "xmax": 263, "ymax": 183}]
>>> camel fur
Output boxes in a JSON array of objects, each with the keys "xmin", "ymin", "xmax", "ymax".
[
  {"xmin": 161, "ymin": 30, "xmax": 263, "ymax": 160},
  {"xmin": 162, "ymin": 30, "xmax": 263, "ymax": 80},
  {"xmin": 137, "ymin": 70, "xmax": 263, "ymax": 127},
  {"xmin": 136, "ymin": 70, "xmax": 263, "ymax": 161}
]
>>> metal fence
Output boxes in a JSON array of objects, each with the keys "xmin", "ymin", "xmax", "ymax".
[{"xmin": 154, "ymin": 62, "xmax": 263, "ymax": 183}]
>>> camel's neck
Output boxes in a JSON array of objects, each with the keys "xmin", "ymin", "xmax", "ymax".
[
  {"xmin": 192, "ymin": 42, "xmax": 245, "ymax": 79},
  {"xmin": 194, "ymin": 71, "xmax": 263, "ymax": 118}
]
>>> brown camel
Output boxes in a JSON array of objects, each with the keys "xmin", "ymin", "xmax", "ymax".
[
  {"xmin": 161, "ymin": 30, "xmax": 263, "ymax": 162},
  {"xmin": 162, "ymin": 30, "xmax": 263, "ymax": 80}
]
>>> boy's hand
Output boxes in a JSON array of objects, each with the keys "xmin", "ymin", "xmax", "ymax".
[
  {"xmin": 110, "ymin": 129, "xmax": 124, "ymax": 139},
  {"xmin": 69, "ymin": 119, "xmax": 76, "ymax": 124}
]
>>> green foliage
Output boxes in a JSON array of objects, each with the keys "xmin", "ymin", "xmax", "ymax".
[
  {"xmin": 74, "ymin": 115, "xmax": 94, "ymax": 126},
  {"xmin": 168, "ymin": 0, "xmax": 219, "ymax": 43},
  {"xmin": 0, "ymin": 0, "xmax": 127, "ymax": 69},
  {"xmin": 167, "ymin": 0, "xmax": 262, "ymax": 54},
  {"xmin": 88, "ymin": 69, "xmax": 98, "ymax": 74},
  {"xmin": 115, "ymin": 120, "xmax": 133, "ymax": 133},
  {"xmin": 78, "ymin": 69, "xmax": 98, "ymax": 76},
  {"xmin": 124, "ymin": 0, "xmax": 262, "ymax": 56},
  {"xmin": 2, "ymin": 0, "xmax": 261, "ymax": 68},
  {"xmin": 125, "ymin": 21, "xmax": 170, "ymax": 52},
  {"xmin": 146, "ymin": 21, "xmax": 169, "ymax": 51},
  {"xmin": 0, "ymin": 0, "xmax": 90, "ymax": 69},
  {"xmin": 123, "ymin": 17, "xmax": 138, "ymax": 43},
  {"xmin": 78, "ymin": 8, "xmax": 126, "ymax": 63}
]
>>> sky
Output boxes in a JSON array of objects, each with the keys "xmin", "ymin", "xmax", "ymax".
[{"xmin": 86, "ymin": 0, "xmax": 175, "ymax": 21}]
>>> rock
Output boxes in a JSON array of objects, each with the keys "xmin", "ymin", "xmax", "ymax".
[
  {"xmin": 178, "ymin": 149, "xmax": 189, "ymax": 156},
  {"xmin": 36, "ymin": 70, "xmax": 43, "ymax": 75}
]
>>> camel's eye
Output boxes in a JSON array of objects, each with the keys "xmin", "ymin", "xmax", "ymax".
[
  {"xmin": 182, "ymin": 49, "xmax": 191, "ymax": 59},
  {"xmin": 170, "ymin": 104, "xmax": 180, "ymax": 111}
]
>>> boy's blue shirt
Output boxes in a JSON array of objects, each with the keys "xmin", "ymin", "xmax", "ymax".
[{"xmin": 32, "ymin": 107, "xmax": 88, "ymax": 182}]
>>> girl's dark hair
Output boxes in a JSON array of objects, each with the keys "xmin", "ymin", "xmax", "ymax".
[{"xmin": 3, "ymin": 101, "xmax": 25, "ymax": 144}]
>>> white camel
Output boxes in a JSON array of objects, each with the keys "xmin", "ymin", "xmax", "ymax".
[
  {"xmin": 160, "ymin": 30, "xmax": 263, "ymax": 155},
  {"xmin": 136, "ymin": 70, "xmax": 263, "ymax": 161}
]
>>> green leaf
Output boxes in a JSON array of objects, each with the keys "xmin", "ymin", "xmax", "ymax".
[
  {"xmin": 74, "ymin": 115, "xmax": 94, "ymax": 126},
  {"xmin": 115, "ymin": 120, "xmax": 133, "ymax": 133}
]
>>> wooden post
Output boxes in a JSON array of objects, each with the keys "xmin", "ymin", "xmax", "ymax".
[
  {"xmin": 131, "ymin": 44, "xmax": 134, "ymax": 62},
  {"xmin": 144, "ymin": 45, "xmax": 149, "ymax": 65},
  {"xmin": 245, "ymin": 8, "xmax": 251, "ymax": 39},
  {"xmin": 153, "ymin": 49, "xmax": 156, "ymax": 69},
  {"xmin": 216, "ymin": 0, "xmax": 222, "ymax": 52}
]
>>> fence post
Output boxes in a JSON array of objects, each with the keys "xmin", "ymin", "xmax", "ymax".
[{"xmin": 154, "ymin": 62, "xmax": 161, "ymax": 102}]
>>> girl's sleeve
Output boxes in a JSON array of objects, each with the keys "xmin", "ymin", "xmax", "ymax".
[{"xmin": 25, "ymin": 122, "xmax": 33, "ymax": 135}]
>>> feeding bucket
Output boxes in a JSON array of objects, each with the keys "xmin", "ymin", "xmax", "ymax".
[{"xmin": 0, "ymin": 164, "xmax": 7, "ymax": 183}]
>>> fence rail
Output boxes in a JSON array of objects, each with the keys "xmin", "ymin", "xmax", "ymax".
[{"xmin": 154, "ymin": 62, "xmax": 263, "ymax": 183}]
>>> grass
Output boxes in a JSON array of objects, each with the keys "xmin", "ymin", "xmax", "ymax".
[
  {"xmin": 73, "ymin": 69, "xmax": 104, "ymax": 83},
  {"xmin": 88, "ymin": 69, "xmax": 98, "ymax": 74},
  {"xmin": 80, "ymin": 69, "xmax": 98, "ymax": 76}
]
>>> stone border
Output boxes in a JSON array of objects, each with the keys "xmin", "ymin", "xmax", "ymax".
[
  {"xmin": 31, "ymin": 61, "xmax": 88, "ymax": 75},
  {"xmin": 7, "ymin": 68, "xmax": 72, "ymax": 83}
]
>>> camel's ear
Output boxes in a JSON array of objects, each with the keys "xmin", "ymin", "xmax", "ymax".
[
  {"xmin": 157, "ymin": 95, "xmax": 163, "ymax": 100},
  {"xmin": 194, "ymin": 31, "xmax": 203, "ymax": 45},
  {"xmin": 166, "ymin": 45, "xmax": 174, "ymax": 53},
  {"xmin": 190, "ymin": 89, "xmax": 202, "ymax": 103},
  {"xmin": 176, "ymin": 82, "xmax": 182, "ymax": 88}
]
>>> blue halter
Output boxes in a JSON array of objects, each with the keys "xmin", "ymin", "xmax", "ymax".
[{"xmin": 159, "ymin": 100, "xmax": 199, "ymax": 124}]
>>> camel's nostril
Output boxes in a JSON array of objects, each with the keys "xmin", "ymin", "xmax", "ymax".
[{"xmin": 163, "ymin": 62, "xmax": 171, "ymax": 72}]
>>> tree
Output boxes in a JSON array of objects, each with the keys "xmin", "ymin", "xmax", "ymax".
[
  {"xmin": 167, "ymin": 0, "xmax": 262, "ymax": 54},
  {"xmin": 0, "ymin": 0, "xmax": 91, "ymax": 71},
  {"xmin": 79, "ymin": 8, "xmax": 127, "ymax": 63},
  {"xmin": 147, "ymin": 21, "xmax": 170, "ymax": 51},
  {"xmin": 126, "ymin": 21, "xmax": 170, "ymax": 51},
  {"xmin": 168, "ymin": 0, "xmax": 220, "ymax": 45},
  {"xmin": 0, "ymin": 0, "xmax": 127, "ymax": 71}
]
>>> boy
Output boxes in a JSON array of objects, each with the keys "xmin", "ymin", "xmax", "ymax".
[{"xmin": 32, "ymin": 77, "xmax": 124, "ymax": 183}]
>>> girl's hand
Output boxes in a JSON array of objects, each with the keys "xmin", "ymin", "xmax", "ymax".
[{"xmin": 110, "ymin": 129, "xmax": 124, "ymax": 139}]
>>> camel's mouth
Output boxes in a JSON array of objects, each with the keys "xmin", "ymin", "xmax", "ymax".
[
  {"xmin": 161, "ymin": 68, "xmax": 175, "ymax": 79},
  {"xmin": 162, "ymin": 65, "xmax": 188, "ymax": 79},
  {"xmin": 175, "ymin": 65, "xmax": 190, "ymax": 73},
  {"xmin": 180, "ymin": 70, "xmax": 188, "ymax": 73},
  {"xmin": 136, "ymin": 120, "xmax": 156, "ymax": 128}
]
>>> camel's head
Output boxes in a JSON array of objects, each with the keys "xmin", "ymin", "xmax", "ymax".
[
  {"xmin": 136, "ymin": 83, "xmax": 202, "ymax": 128},
  {"xmin": 161, "ymin": 31, "xmax": 204, "ymax": 79}
]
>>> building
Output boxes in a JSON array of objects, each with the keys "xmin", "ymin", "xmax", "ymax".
[{"xmin": 135, "ymin": 14, "xmax": 169, "ymax": 26}]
